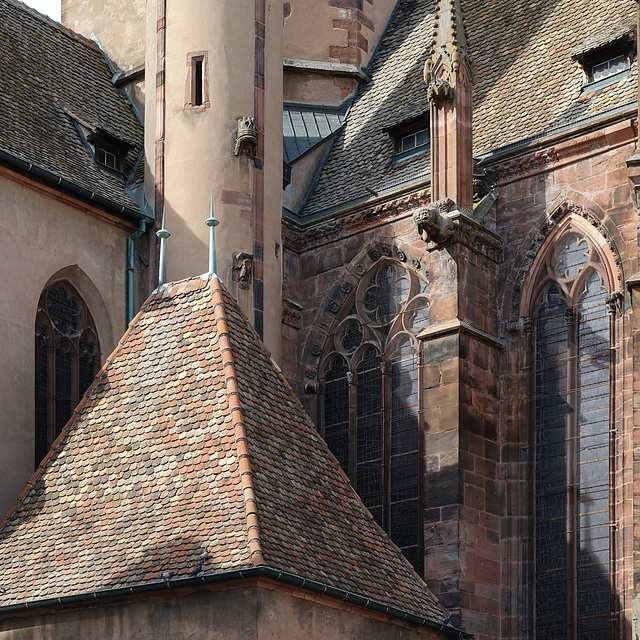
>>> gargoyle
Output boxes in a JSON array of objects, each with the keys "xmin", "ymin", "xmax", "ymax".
[{"xmin": 413, "ymin": 198, "xmax": 456, "ymax": 245}]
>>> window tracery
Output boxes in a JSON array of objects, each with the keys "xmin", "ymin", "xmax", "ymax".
[
  {"xmin": 533, "ymin": 231, "xmax": 612, "ymax": 639},
  {"xmin": 34, "ymin": 281, "xmax": 99, "ymax": 467},
  {"xmin": 320, "ymin": 260, "xmax": 428, "ymax": 572}
]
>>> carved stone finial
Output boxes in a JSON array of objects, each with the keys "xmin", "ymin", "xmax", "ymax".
[
  {"xmin": 234, "ymin": 116, "xmax": 258, "ymax": 156},
  {"xmin": 425, "ymin": 0, "xmax": 473, "ymax": 210},
  {"xmin": 424, "ymin": 0, "xmax": 471, "ymax": 102}
]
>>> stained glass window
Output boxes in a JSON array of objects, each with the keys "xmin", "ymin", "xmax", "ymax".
[
  {"xmin": 34, "ymin": 282, "xmax": 100, "ymax": 467},
  {"xmin": 534, "ymin": 233, "xmax": 611, "ymax": 639},
  {"xmin": 321, "ymin": 261, "xmax": 428, "ymax": 573}
]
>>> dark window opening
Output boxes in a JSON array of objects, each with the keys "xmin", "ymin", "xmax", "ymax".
[
  {"xmin": 34, "ymin": 282, "xmax": 100, "ymax": 468},
  {"xmin": 194, "ymin": 58, "xmax": 204, "ymax": 106},
  {"xmin": 186, "ymin": 52, "xmax": 209, "ymax": 109}
]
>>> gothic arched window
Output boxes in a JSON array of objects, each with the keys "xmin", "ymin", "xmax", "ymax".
[
  {"xmin": 321, "ymin": 261, "xmax": 429, "ymax": 572},
  {"xmin": 35, "ymin": 281, "xmax": 100, "ymax": 467},
  {"xmin": 533, "ymin": 232, "xmax": 612, "ymax": 639}
]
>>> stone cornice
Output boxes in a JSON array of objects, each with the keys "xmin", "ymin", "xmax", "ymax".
[
  {"xmin": 283, "ymin": 189, "xmax": 431, "ymax": 253},
  {"xmin": 484, "ymin": 148, "xmax": 559, "ymax": 186},
  {"xmin": 449, "ymin": 211, "xmax": 503, "ymax": 263},
  {"xmin": 283, "ymin": 58, "xmax": 367, "ymax": 81}
]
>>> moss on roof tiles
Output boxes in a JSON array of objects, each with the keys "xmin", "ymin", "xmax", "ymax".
[{"xmin": 0, "ymin": 0, "xmax": 144, "ymax": 211}]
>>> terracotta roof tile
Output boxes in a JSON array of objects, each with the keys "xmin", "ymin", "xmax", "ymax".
[{"xmin": 0, "ymin": 276, "xmax": 446, "ymax": 623}]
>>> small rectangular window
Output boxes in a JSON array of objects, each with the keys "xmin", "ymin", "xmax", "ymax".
[
  {"xmin": 399, "ymin": 128, "xmax": 430, "ymax": 155},
  {"xmin": 385, "ymin": 114, "xmax": 429, "ymax": 164},
  {"xmin": 186, "ymin": 51, "xmax": 209, "ymax": 109},
  {"xmin": 193, "ymin": 58, "xmax": 204, "ymax": 106},
  {"xmin": 592, "ymin": 54, "xmax": 627, "ymax": 81},
  {"xmin": 96, "ymin": 147, "xmax": 117, "ymax": 170}
]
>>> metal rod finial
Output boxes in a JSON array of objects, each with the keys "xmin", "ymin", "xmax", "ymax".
[
  {"xmin": 157, "ymin": 207, "xmax": 169, "ymax": 287},
  {"xmin": 206, "ymin": 196, "xmax": 219, "ymax": 275}
]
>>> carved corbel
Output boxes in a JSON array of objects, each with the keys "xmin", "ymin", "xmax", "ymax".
[
  {"xmin": 234, "ymin": 116, "xmax": 258, "ymax": 157},
  {"xmin": 427, "ymin": 79, "xmax": 455, "ymax": 103}
]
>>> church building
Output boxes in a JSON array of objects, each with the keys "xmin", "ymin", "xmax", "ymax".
[{"xmin": 0, "ymin": 0, "xmax": 639, "ymax": 638}]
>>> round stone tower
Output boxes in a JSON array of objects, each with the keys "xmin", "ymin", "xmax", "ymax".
[{"xmin": 145, "ymin": 0, "xmax": 283, "ymax": 361}]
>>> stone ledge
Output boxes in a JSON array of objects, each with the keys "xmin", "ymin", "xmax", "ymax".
[
  {"xmin": 283, "ymin": 58, "xmax": 367, "ymax": 81},
  {"xmin": 416, "ymin": 319, "xmax": 504, "ymax": 351}
]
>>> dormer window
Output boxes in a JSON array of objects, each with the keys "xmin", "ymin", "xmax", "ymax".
[
  {"xmin": 65, "ymin": 110, "xmax": 133, "ymax": 176},
  {"xmin": 87, "ymin": 132, "xmax": 128, "ymax": 173},
  {"xmin": 571, "ymin": 20, "xmax": 635, "ymax": 91},
  {"xmin": 385, "ymin": 114, "xmax": 430, "ymax": 164}
]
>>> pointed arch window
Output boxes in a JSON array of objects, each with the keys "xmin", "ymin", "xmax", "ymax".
[
  {"xmin": 321, "ymin": 261, "xmax": 429, "ymax": 573},
  {"xmin": 533, "ymin": 232, "xmax": 612, "ymax": 639},
  {"xmin": 35, "ymin": 282, "xmax": 100, "ymax": 467}
]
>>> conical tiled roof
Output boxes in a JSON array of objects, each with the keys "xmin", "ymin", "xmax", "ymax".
[{"xmin": 0, "ymin": 276, "xmax": 446, "ymax": 624}]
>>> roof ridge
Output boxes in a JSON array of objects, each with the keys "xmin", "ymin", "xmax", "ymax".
[
  {"xmin": 3, "ymin": 0, "xmax": 101, "ymax": 53},
  {"xmin": 209, "ymin": 276, "xmax": 266, "ymax": 567}
]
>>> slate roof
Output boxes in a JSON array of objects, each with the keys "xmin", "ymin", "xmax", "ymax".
[
  {"xmin": 0, "ymin": 276, "xmax": 447, "ymax": 624},
  {"xmin": 283, "ymin": 102, "xmax": 348, "ymax": 163},
  {"xmin": 302, "ymin": 0, "xmax": 637, "ymax": 218},
  {"xmin": 0, "ymin": 0, "xmax": 145, "ymax": 213}
]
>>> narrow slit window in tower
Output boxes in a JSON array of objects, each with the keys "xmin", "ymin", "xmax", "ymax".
[
  {"xmin": 186, "ymin": 52, "xmax": 209, "ymax": 110},
  {"xmin": 193, "ymin": 58, "xmax": 203, "ymax": 106}
]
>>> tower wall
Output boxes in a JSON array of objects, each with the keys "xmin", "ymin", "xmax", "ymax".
[
  {"xmin": 146, "ymin": 0, "xmax": 283, "ymax": 361},
  {"xmin": 61, "ymin": 0, "xmax": 146, "ymax": 72}
]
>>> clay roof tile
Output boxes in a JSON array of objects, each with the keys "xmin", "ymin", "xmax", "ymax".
[{"xmin": 0, "ymin": 276, "xmax": 446, "ymax": 624}]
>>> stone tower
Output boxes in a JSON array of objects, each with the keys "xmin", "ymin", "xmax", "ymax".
[
  {"xmin": 63, "ymin": 0, "xmax": 284, "ymax": 360},
  {"xmin": 145, "ymin": 0, "xmax": 284, "ymax": 360}
]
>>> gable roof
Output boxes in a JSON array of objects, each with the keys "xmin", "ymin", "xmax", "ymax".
[
  {"xmin": 0, "ymin": 276, "xmax": 448, "ymax": 626},
  {"xmin": 0, "ymin": 0, "xmax": 146, "ymax": 218},
  {"xmin": 301, "ymin": 0, "xmax": 637, "ymax": 219}
]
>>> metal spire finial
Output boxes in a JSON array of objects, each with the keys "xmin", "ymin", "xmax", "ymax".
[
  {"xmin": 205, "ymin": 195, "xmax": 220, "ymax": 276},
  {"xmin": 156, "ymin": 206, "xmax": 170, "ymax": 287}
]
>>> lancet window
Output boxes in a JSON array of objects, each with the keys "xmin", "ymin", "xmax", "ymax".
[
  {"xmin": 532, "ymin": 231, "xmax": 612, "ymax": 639},
  {"xmin": 321, "ymin": 261, "xmax": 429, "ymax": 573},
  {"xmin": 35, "ymin": 281, "xmax": 100, "ymax": 467}
]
